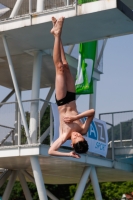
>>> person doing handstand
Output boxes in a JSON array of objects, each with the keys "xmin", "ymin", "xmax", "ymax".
[{"xmin": 48, "ymin": 17, "xmax": 95, "ymax": 158}]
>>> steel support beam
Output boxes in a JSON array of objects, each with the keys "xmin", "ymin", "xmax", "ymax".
[
  {"xmin": 95, "ymin": 39, "xmax": 107, "ymax": 69},
  {"xmin": 90, "ymin": 167, "xmax": 102, "ymax": 200},
  {"xmin": 10, "ymin": 0, "xmax": 24, "ymax": 18},
  {"xmin": 74, "ymin": 167, "xmax": 91, "ymax": 200},
  {"xmin": 0, "ymin": 170, "xmax": 12, "ymax": 188},
  {"xmin": 23, "ymin": 170, "xmax": 59, "ymax": 200},
  {"xmin": 18, "ymin": 171, "xmax": 32, "ymax": 200},
  {"xmin": 40, "ymin": 85, "xmax": 55, "ymax": 120},
  {"xmin": 67, "ymin": 45, "xmax": 74, "ymax": 55},
  {"xmin": 2, "ymin": 35, "xmax": 31, "ymax": 144},
  {"xmin": 39, "ymin": 126, "xmax": 50, "ymax": 143},
  {"xmin": 89, "ymin": 79, "xmax": 97, "ymax": 109},
  {"xmin": 0, "ymin": 89, "xmax": 15, "ymax": 108},
  {"xmin": 30, "ymin": 156, "xmax": 48, "ymax": 200},
  {"xmin": 29, "ymin": 51, "xmax": 42, "ymax": 143},
  {"xmin": 2, "ymin": 171, "xmax": 17, "ymax": 200}
]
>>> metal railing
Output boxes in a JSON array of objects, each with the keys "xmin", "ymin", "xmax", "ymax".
[
  {"xmin": 0, "ymin": 0, "xmax": 100, "ymax": 20},
  {"xmin": 0, "ymin": 0, "xmax": 75, "ymax": 20},
  {"xmin": 0, "ymin": 99, "xmax": 52, "ymax": 147},
  {"xmin": 99, "ymin": 110, "xmax": 133, "ymax": 159}
]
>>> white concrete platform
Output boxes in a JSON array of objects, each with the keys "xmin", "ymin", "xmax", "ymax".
[{"xmin": 1, "ymin": 144, "xmax": 133, "ymax": 184}]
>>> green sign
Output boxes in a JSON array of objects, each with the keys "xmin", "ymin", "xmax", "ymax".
[{"xmin": 78, "ymin": 0, "xmax": 98, "ymax": 4}]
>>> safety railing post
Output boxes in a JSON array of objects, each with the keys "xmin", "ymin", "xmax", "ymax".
[
  {"xmin": 120, "ymin": 122, "xmax": 122, "ymax": 146},
  {"xmin": 132, "ymin": 120, "xmax": 133, "ymax": 146},
  {"xmin": 29, "ymin": 0, "xmax": 32, "ymax": 13},
  {"xmin": 112, "ymin": 114, "xmax": 114, "ymax": 160}
]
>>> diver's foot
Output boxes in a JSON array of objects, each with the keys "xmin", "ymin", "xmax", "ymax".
[
  {"xmin": 52, "ymin": 16, "xmax": 57, "ymax": 27},
  {"xmin": 50, "ymin": 17, "xmax": 64, "ymax": 36}
]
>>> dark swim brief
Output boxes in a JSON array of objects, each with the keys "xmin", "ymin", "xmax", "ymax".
[{"xmin": 56, "ymin": 91, "xmax": 76, "ymax": 106}]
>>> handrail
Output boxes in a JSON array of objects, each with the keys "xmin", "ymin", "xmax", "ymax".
[
  {"xmin": 0, "ymin": 124, "xmax": 14, "ymax": 130},
  {"xmin": 0, "ymin": 98, "xmax": 51, "ymax": 106}
]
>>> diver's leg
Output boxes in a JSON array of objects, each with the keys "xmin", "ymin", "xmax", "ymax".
[{"xmin": 51, "ymin": 17, "xmax": 67, "ymax": 100}]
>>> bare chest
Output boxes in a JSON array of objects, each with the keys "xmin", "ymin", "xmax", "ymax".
[{"xmin": 59, "ymin": 119, "xmax": 83, "ymax": 136}]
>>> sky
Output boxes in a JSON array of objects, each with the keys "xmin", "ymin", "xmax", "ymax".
[{"xmin": 0, "ymin": 33, "xmax": 133, "ymax": 119}]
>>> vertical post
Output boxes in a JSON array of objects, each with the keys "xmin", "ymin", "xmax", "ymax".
[
  {"xmin": 2, "ymin": 36, "xmax": 31, "ymax": 144},
  {"xmin": 30, "ymin": 156, "xmax": 48, "ymax": 200},
  {"xmin": 132, "ymin": 120, "xmax": 133, "ymax": 146},
  {"xmin": 120, "ymin": 122, "xmax": 122, "ymax": 146},
  {"xmin": 112, "ymin": 114, "xmax": 114, "ymax": 160},
  {"xmin": 29, "ymin": 51, "xmax": 42, "ymax": 143},
  {"xmin": 18, "ymin": 105, "xmax": 21, "ymax": 145},
  {"xmin": 90, "ymin": 167, "xmax": 102, "ymax": 200},
  {"xmin": 89, "ymin": 80, "xmax": 97, "ymax": 109},
  {"xmin": 15, "ymin": 95, "xmax": 18, "ymax": 145},
  {"xmin": 67, "ymin": 0, "xmax": 69, "ymax": 6},
  {"xmin": 10, "ymin": 0, "xmax": 24, "ymax": 18},
  {"xmin": 36, "ymin": 0, "xmax": 44, "ymax": 12},
  {"xmin": 74, "ymin": 167, "xmax": 91, "ymax": 200},
  {"xmin": 29, "ymin": 0, "xmax": 32, "ymax": 13},
  {"xmin": 50, "ymin": 105, "xmax": 53, "ymax": 145},
  {"xmin": 18, "ymin": 171, "xmax": 32, "ymax": 200},
  {"xmin": 2, "ymin": 171, "xmax": 17, "ymax": 200}
]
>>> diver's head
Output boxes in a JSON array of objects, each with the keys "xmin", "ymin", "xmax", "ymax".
[{"xmin": 71, "ymin": 132, "xmax": 88, "ymax": 153}]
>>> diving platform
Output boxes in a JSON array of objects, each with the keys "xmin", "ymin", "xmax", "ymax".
[
  {"xmin": 0, "ymin": 0, "xmax": 133, "ymax": 200},
  {"xmin": 1, "ymin": 144, "xmax": 133, "ymax": 184}
]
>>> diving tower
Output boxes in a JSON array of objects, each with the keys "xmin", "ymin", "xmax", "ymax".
[{"xmin": 0, "ymin": 0, "xmax": 133, "ymax": 200}]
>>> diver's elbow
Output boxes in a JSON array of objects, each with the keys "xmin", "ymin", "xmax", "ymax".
[{"xmin": 48, "ymin": 148, "xmax": 52, "ymax": 155}]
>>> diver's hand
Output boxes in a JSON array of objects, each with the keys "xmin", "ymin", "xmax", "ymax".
[
  {"xmin": 63, "ymin": 116, "xmax": 76, "ymax": 123},
  {"xmin": 69, "ymin": 151, "xmax": 80, "ymax": 158}
]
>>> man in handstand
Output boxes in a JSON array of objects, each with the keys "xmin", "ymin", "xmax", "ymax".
[{"xmin": 48, "ymin": 17, "xmax": 95, "ymax": 158}]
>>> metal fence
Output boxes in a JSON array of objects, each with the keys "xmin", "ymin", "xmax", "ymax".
[
  {"xmin": 0, "ymin": 0, "xmax": 75, "ymax": 20},
  {"xmin": 0, "ymin": 99, "xmax": 51, "ymax": 147},
  {"xmin": 99, "ymin": 110, "xmax": 133, "ymax": 148}
]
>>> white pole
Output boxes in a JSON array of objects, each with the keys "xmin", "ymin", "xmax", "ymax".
[
  {"xmin": 29, "ymin": 0, "xmax": 32, "ymax": 13},
  {"xmin": 30, "ymin": 156, "xmax": 48, "ymax": 200},
  {"xmin": 67, "ymin": 0, "xmax": 69, "ymax": 6},
  {"xmin": 2, "ymin": 36, "xmax": 31, "ymax": 144},
  {"xmin": 2, "ymin": 171, "xmax": 17, "ymax": 200},
  {"xmin": 18, "ymin": 104, "xmax": 21, "ymax": 145},
  {"xmin": 74, "ymin": 167, "xmax": 91, "ymax": 200},
  {"xmin": 23, "ymin": 170, "xmax": 59, "ymax": 200},
  {"xmin": 14, "ymin": 94, "xmax": 18, "ymax": 145},
  {"xmin": 89, "ymin": 80, "xmax": 97, "ymax": 109},
  {"xmin": 18, "ymin": 171, "xmax": 32, "ymax": 200},
  {"xmin": 0, "ymin": 170, "xmax": 12, "ymax": 187},
  {"xmin": 10, "ymin": 0, "xmax": 24, "ymax": 18},
  {"xmin": 36, "ymin": 0, "xmax": 44, "ymax": 12},
  {"xmin": 90, "ymin": 167, "xmax": 102, "ymax": 200},
  {"xmin": 50, "ymin": 105, "xmax": 53, "ymax": 145},
  {"xmin": 29, "ymin": 51, "xmax": 42, "ymax": 143}
]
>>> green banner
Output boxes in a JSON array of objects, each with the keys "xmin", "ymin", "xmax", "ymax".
[
  {"xmin": 78, "ymin": 0, "xmax": 98, "ymax": 4},
  {"xmin": 75, "ymin": 41, "xmax": 97, "ymax": 94}
]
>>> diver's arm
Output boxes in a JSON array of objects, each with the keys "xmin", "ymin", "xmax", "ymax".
[
  {"xmin": 48, "ymin": 136, "xmax": 80, "ymax": 158},
  {"xmin": 64, "ymin": 109, "xmax": 95, "ymax": 123}
]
